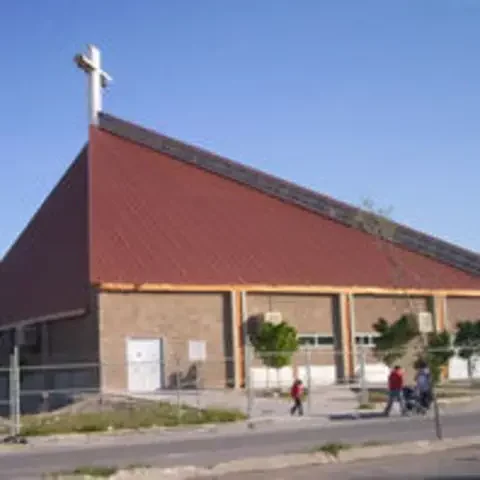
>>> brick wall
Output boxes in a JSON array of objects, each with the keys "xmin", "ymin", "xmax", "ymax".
[
  {"xmin": 445, "ymin": 297, "xmax": 480, "ymax": 332},
  {"xmin": 98, "ymin": 291, "xmax": 232, "ymax": 391},
  {"xmin": 244, "ymin": 293, "xmax": 346, "ymax": 383},
  {"xmin": 353, "ymin": 295, "xmax": 428, "ymax": 332}
]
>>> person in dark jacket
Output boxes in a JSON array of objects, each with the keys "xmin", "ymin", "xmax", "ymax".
[
  {"xmin": 415, "ymin": 360, "xmax": 432, "ymax": 411},
  {"xmin": 290, "ymin": 379, "xmax": 304, "ymax": 416}
]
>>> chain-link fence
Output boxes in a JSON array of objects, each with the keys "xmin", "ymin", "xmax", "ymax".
[{"xmin": 2, "ymin": 343, "xmax": 480, "ymax": 437}]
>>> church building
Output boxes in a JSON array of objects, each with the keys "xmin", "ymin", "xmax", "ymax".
[{"xmin": 1, "ymin": 45, "xmax": 480, "ymax": 395}]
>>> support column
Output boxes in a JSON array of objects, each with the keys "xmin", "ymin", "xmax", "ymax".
[
  {"xmin": 348, "ymin": 293, "xmax": 357, "ymax": 377},
  {"xmin": 431, "ymin": 295, "xmax": 447, "ymax": 332},
  {"xmin": 431, "ymin": 294, "xmax": 449, "ymax": 380},
  {"xmin": 240, "ymin": 291, "xmax": 248, "ymax": 388},
  {"xmin": 230, "ymin": 291, "xmax": 243, "ymax": 389},
  {"xmin": 338, "ymin": 293, "xmax": 353, "ymax": 382}
]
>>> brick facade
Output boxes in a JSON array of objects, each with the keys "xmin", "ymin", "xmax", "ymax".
[
  {"xmin": 97, "ymin": 291, "xmax": 233, "ymax": 391},
  {"xmin": 12, "ymin": 290, "xmax": 480, "ymax": 392},
  {"xmin": 353, "ymin": 295, "xmax": 429, "ymax": 332},
  {"xmin": 445, "ymin": 297, "xmax": 480, "ymax": 332}
]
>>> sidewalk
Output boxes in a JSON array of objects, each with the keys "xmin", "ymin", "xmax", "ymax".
[
  {"xmin": 117, "ymin": 385, "xmax": 360, "ymax": 418},
  {"xmin": 4, "ymin": 392, "xmax": 480, "ymax": 450},
  {"xmin": 195, "ymin": 445, "xmax": 480, "ymax": 480}
]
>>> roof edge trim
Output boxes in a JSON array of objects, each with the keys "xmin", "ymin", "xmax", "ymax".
[{"xmin": 95, "ymin": 282, "xmax": 480, "ymax": 297}]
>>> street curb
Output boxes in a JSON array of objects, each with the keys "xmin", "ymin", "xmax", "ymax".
[
  {"xmin": 13, "ymin": 417, "xmax": 322, "ymax": 447},
  {"xmin": 130, "ymin": 435, "xmax": 480, "ymax": 479},
  {"xmin": 204, "ymin": 436, "xmax": 480, "ymax": 477},
  {"xmin": 5, "ymin": 396, "xmax": 477, "ymax": 448},
  {"xmin": 47, "ymin": 435, "xmax": 480, "ymax": 479}
]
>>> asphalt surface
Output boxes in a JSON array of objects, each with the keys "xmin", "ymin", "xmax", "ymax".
[
  {"xmin": 3, "ymin": 409, "xmax": 480, "ymax": 479},
  {"xmin": 210, "ymin": 446, "xmax": 480, "ymax": 479}
]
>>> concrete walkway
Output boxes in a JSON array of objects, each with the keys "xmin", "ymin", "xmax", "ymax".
[
  {"xmin": 117, "ymin": 385, "xmax": 360, "ymax": 418},
  {"xmin": 198, "ymin": 446, "xmax": 480, "ymax": 480}
]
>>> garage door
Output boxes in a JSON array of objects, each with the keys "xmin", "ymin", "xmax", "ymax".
[
  {"xmin": 448, "ymin": 354, "xmax": 480, "ymax": 381},
  {"xmin": 250, "ymin": 366, "xmax": 294, "ymax": 390},
  {"xmin": 297, "ymin": 365, "xmax": 336, "ymax": 386},
  {"xmin": 354, "ymin": 333, "xmax": 389, "ymax": 384},
  {"xmin": 297, "ymin": 334, "xmax": 338, "ymax": 386}
]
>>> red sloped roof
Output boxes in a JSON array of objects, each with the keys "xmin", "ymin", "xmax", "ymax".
[
  {"xmin": 88, "ymin": 127, "xmax": 480, "ymax": 290},
  {"xmin": 0, "ymin": 148, "xmax": 90, "ymax": 324},
  {"xmin": 2, "ymin": 115, "xmax": 480, "ymax": 327}
]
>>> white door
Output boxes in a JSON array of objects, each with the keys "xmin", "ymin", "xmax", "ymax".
[{"xmin": 126, "ymin": 338, "xmax": 163, "ymax": 393}]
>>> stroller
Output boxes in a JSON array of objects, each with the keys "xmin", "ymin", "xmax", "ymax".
[{"xmin": 402, "ymin": 386, "xmax": 431, "ymax": 415}]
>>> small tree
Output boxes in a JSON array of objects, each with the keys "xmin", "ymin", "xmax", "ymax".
[
  {"xmin": 372, "ymin": 314, "xmax": 418, "ymax": 366},
  {"xmin": 373, "ymin": 314, "xmax": 453, "ymax": 384},
  {"xmin": 454, "ymin": 320, "xmax": 480, "ymax": 379},
  {"xmin": 423, "ymin": 330, "xmax": 454, "ymax": 384},
  {"xmin": 251, "ymin": 321, "xmax": 298, "ymax": 381}
]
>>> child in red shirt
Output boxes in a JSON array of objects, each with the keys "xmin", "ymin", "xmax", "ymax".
[
  {"xmin": 384, "ymin": 365, "xmax": 406, "ymax": 416},
  {"xmin": 290, "ymin": 379, "xmax": 304, "ymax": 416}
]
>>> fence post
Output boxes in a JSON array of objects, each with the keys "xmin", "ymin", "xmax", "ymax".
[
  {"xmin": 305, "ymin": 347, "xmax": 312, "ymax": 415},
  {"xmin": 175, "ymin": 356, "xmax": 181, "ymax": 424},
  {"xmin": 8, "ymin": 352, "xmax": 14, "ymax": 438},
  {"xmin": 422, "ymin": 334, "xmax": 443, "ymax": 440},
  {"xmin": 358, "ymin": 344, "xmax": 368, "ymax": 405},
  {"xmin": 245, "ymin": 343, "xmax": 253, "ymax": 419},
  {"xmin": 9, "ymin": 345, "xmax": 20, "ymax": 438}
]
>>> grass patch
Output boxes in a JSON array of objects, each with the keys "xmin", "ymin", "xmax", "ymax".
[
  {"xmin": 313, "ymin": 442, "xmax": 352, "ymax": 457},
  {"xmin": 364, "ymin": 389, "xmax": 470, "ymax": 404},
  {"xmin": 441, "ymin": 381, "xmax": 480, "ymax": 390},
  {"xmin": 123, "ymin": 463, "xmax": 151, "ymax": 470},
  {"xmin": 46, "ymin": 465, "xmax": 118, "ymax": 478},
  {"xmin": 367, "ymin": 391, "xmax": 388, "ymax": 403},
  {"xmin": 436, "ymin": 390, "xmax": 471, "ymax": 399},
  {"xmin": 357, "ymin": 402, "xmax": 375, "ymax": 410},
  {"xmin": 312, "ymin": 440, "xmax": 387, "ymax": 457},
  {"xmin": 46, "ymin": 463, "xmax": 151, "ymax": 478},
  {"xmin": 361, "ymin": 440, "xmax": 386, "ymax": 447},
  {"xmin": 20, "ymin": 401, "xmax": 246, "ymax": 437}
]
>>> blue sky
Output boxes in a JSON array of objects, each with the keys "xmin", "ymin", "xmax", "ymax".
[{"xmin": 1, "ymin": 1, "xmax": 479, "ymax": 257}]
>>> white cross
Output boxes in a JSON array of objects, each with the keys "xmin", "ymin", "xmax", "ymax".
[{"xmin": 74, "ymin": 44, "xmax": 113, "ymax": 126}]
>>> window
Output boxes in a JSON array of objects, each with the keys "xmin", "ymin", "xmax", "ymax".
[
  {"xmin": 298, "ymin": 334, "xmax": 334, "ymax": 348},
  {"xmin": 298, "ymin": 335, "xmax": 316, "ymax": 347},
  {"xmin": 354, "ymin": 333, "xmax": 378, "ymax": 348},
  {"xmin": 316, "ymin": 335, "xmax": 334, "ymax": 347}
]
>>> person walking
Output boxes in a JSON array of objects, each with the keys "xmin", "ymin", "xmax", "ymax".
[
  {"xmin": 415, "ymin": 360, "xmax": 432, "ymax": 412},
  {"xmin": 384, "ymin": 365, "xmax": 407, "ymax": 416},
  {"xmin": 290, "ymin": 379, "xmax": 304, "ymax": 416}
]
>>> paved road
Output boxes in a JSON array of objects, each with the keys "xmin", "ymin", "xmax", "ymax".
[
  {"xmin": 2, "ymin": 409, "xmax": 480, "ymax": 479},
  {"xmin": 208, "ymin": 446, "xmax": 480, "ymax": 479}
]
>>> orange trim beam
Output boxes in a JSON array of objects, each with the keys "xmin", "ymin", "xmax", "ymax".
[
  {"xmin": 96, "ymin": 282, "xmax": 480, "ymax": 298},
  {"xmin": 233, "ymin": 290, "xmax": 244, "ymax": 389},
  {"xmin": 341, "ymin": 293, "xmax": 353, "ymax": 380},
  {"xmin": 432, "ymin": 295, "xmax": 446, "ymax": 332},
  {"xmin": 432, "ymin": 295, "xmax": 448, "ymax": 380}
]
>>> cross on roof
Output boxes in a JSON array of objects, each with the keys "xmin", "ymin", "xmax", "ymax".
[{"xmin": 74, "ymin": 44, "xmax": 113, "ymax": 126}]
